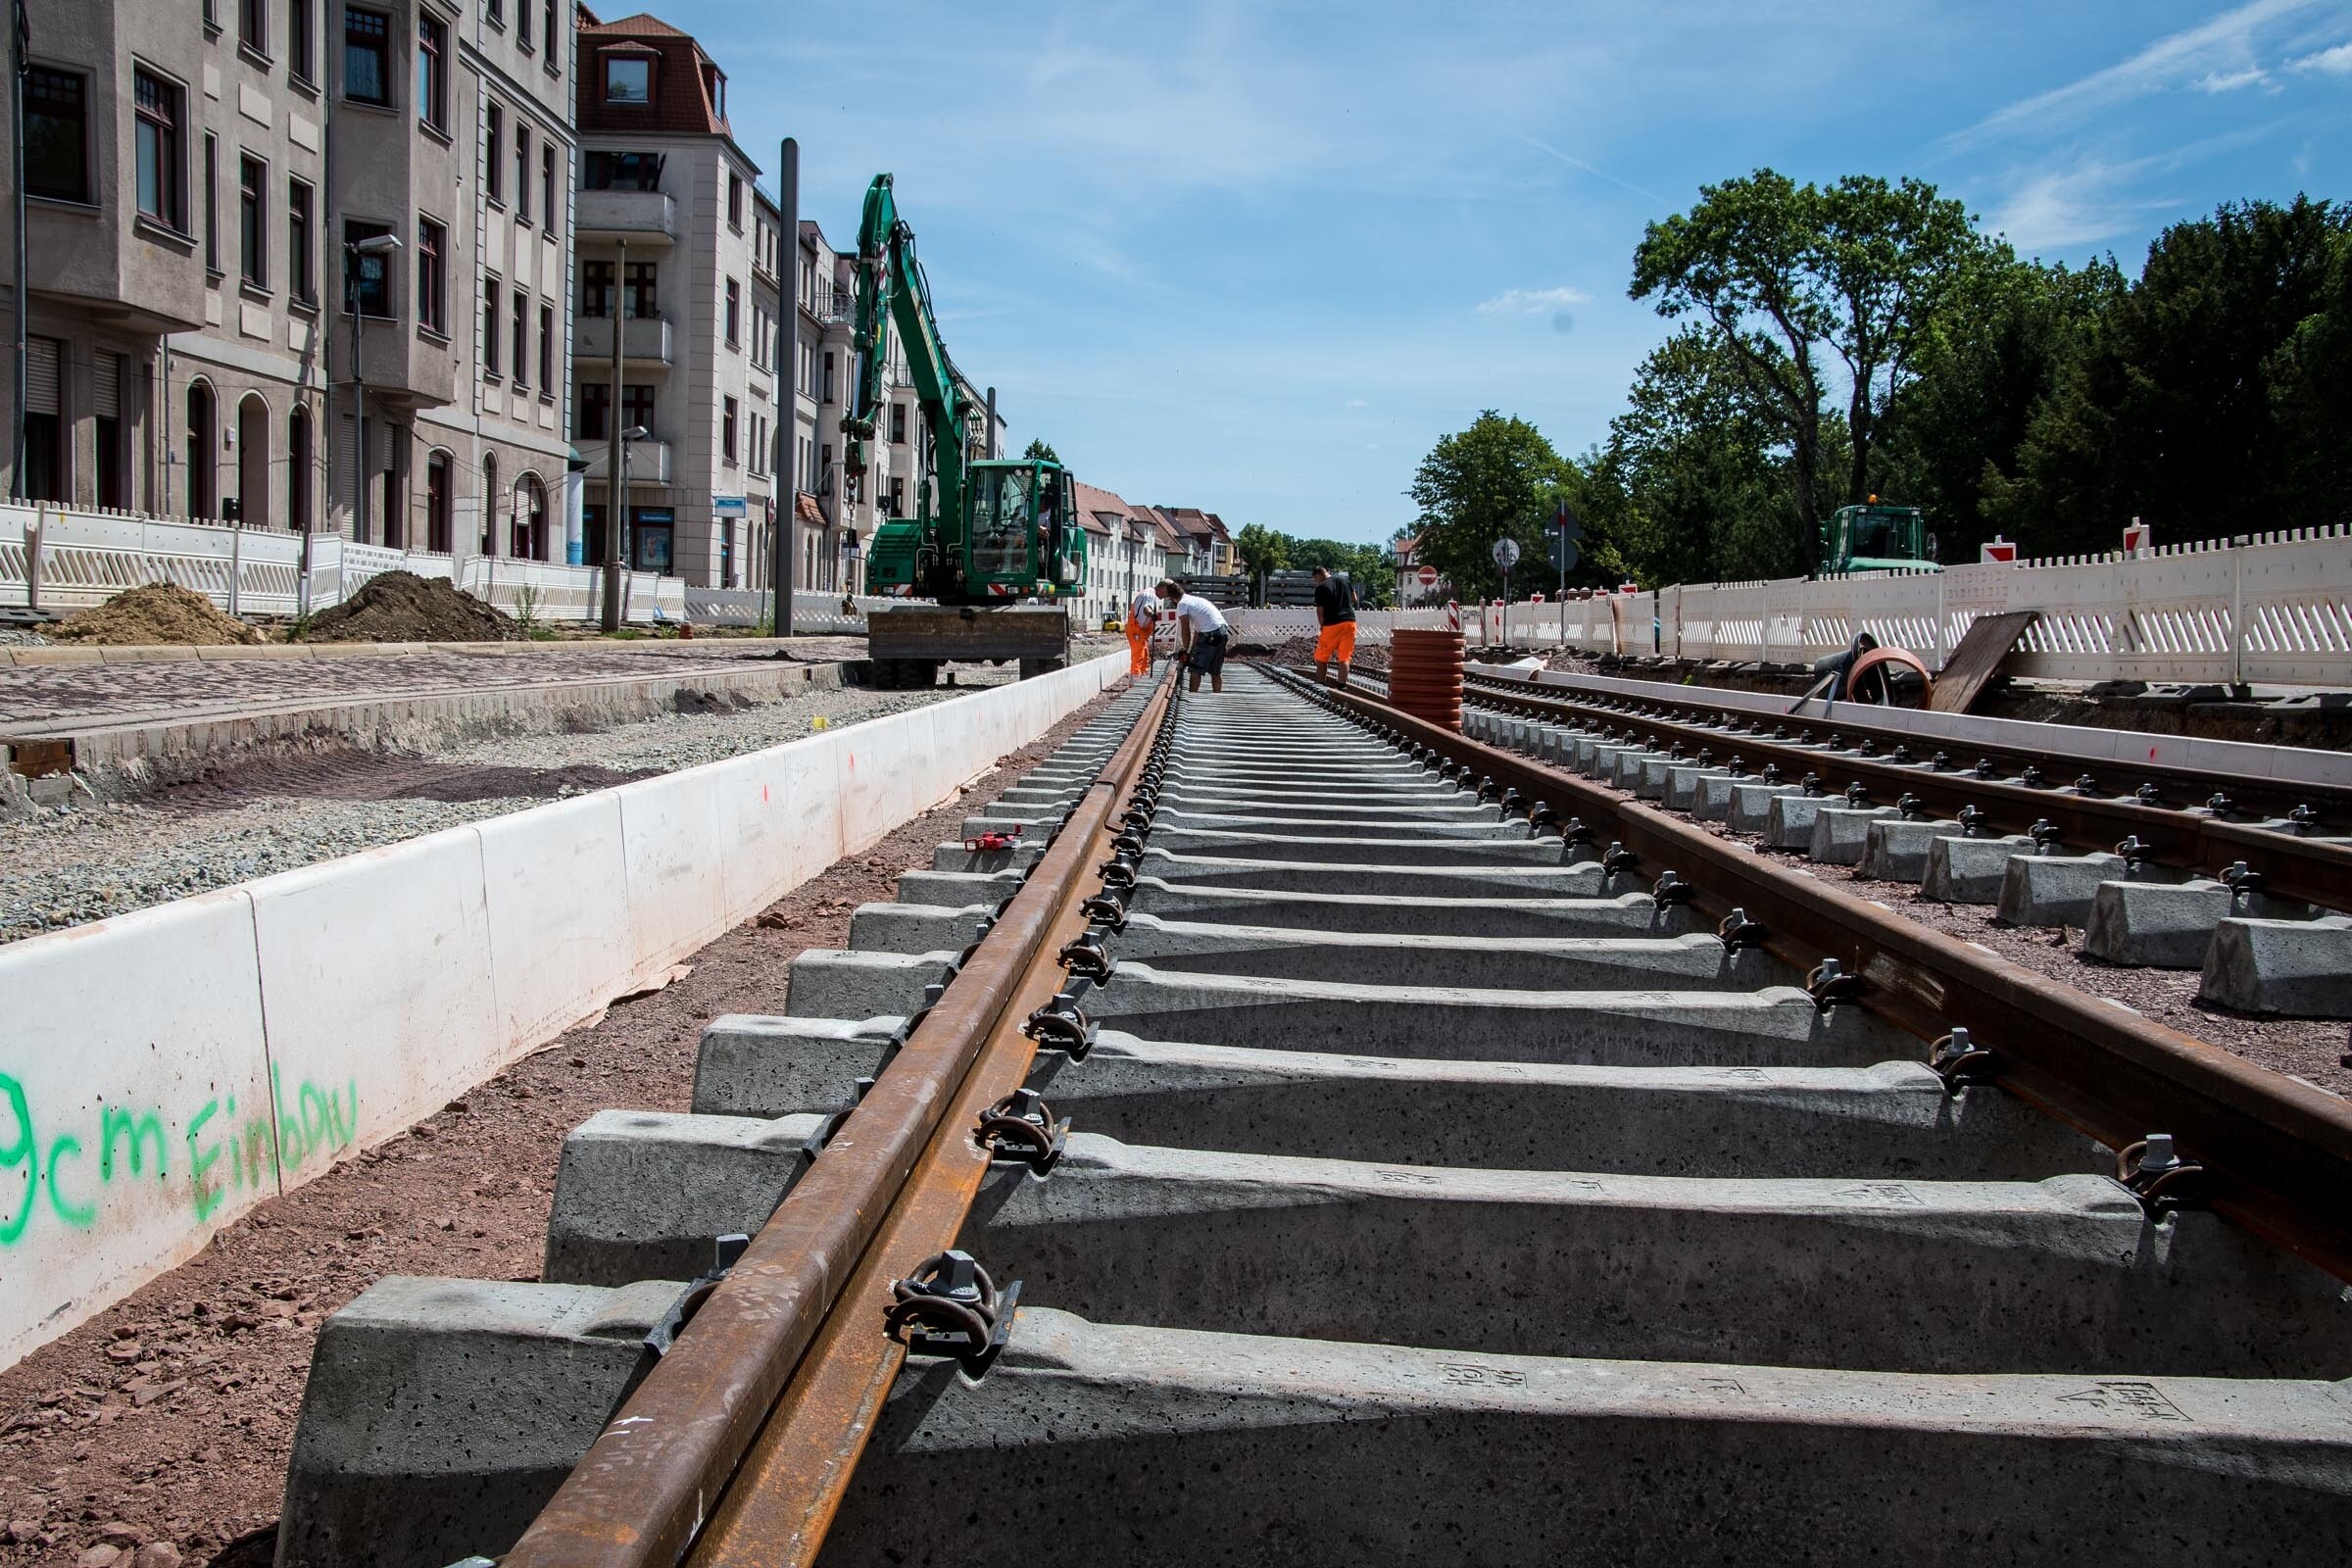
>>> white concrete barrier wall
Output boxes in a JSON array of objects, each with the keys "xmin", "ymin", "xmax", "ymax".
[{"xmin": 0, "ymin": 651, "xmax": 1128, "ymax": 1368}]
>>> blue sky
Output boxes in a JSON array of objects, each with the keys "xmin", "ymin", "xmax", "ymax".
[{"xmin": 654, "ymin": 0, "xmax": 2352, "ymax": 544}]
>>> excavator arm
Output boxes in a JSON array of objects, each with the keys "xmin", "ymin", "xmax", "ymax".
[{"xmin": 841, "ymin": 174, "xmax": 967, "ymax": 533}]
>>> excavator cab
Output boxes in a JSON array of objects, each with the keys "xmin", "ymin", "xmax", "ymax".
[
  {"xmin": 1819, "ymin": 501, "xmax": 1939, "ymax": 575},
  {"xmin": 867, "ymin": 459, "xmax": 1086, "ymax": 600}
]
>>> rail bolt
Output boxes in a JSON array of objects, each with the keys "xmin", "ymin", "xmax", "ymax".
[
  {"xmin": 2116, "ymin": 1134, "xmax": 2207, "ymax": 1216},
  {"xmin": 1929, "ymin": 1028, "xmax": 1994, "ymax": 1093},
  {"xmin": 885, "ymin": 1250, "xmax": 1019, "ymax": 1376},
  {"xmin": 1896, "ymin": 793, "xmax": 1925, "ymax": 821}
]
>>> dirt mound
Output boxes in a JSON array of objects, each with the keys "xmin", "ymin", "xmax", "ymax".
[
  {"xmin": 299, "ymin": 570, "xmax": 519, "ymax": 644},
  {"xmin": 1248, "ymin": 633, "xmax": 1393, "ymax": 674},
  {"xmin": 50, "ymin": 581, "xmax": 263, "ymax": 646}
]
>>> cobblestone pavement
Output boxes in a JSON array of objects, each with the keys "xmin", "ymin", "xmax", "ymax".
[{"xmin": 0, "ymin": 639, "xmax": 874, "ymax": 727}]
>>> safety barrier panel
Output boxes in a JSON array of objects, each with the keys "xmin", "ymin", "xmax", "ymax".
[
  {"xmin": 0, "ymin": 650, "xmax": 1130, "ymax": 1369},
  {"xmin": 0, "ymin": 504, "xmax": 685, "ymax": 626},
  {"xmin": 682, "ymin": 586, "xmax": 907, "ymax": 634},
  {"xmin": 1234, "ymin": 528, "xmax": 2351, "ymax": 687}
]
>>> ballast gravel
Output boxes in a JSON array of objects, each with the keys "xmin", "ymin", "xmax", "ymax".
[{"xmin": 0, "ymin": 672, "xmax": 1010, "ymax": 944}]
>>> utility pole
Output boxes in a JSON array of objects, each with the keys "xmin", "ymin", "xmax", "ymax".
[
  {"xmin": 11, "ymin": 0, "xmax": 30, "ymax": 500},
  {"xmin": 773, "ymin": 137, "xmax": 798, "ymax": 637},
  {"xmin": 601, "ymin": 236, "xmax": 627, "ymax": 630}
]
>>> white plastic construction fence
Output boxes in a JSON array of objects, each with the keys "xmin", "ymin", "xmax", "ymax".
[
  {"xmin": 0, "ymin": 502, "xmax": 687, "ymax": 626},
  {"xmin": 1224, "ymin": 526, "xmax": 2352, "ymax": 688}
]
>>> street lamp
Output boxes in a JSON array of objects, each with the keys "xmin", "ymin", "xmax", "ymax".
[
  {"xmin": 344, "ymin": 232, "xmax": 403, "ymax": 545},
  {"xmin": 615, "ymin": 423, "xmax": 648, "ymax": 580}
]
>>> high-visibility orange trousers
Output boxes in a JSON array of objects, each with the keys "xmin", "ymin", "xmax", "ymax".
[
  {"xmin": 1126, "ymin": 617, "xmax": 1152, "ymax": 674},
  {"xmin": 1314, "ymin": 620, "xmax": 1357, "ymax": 664}
]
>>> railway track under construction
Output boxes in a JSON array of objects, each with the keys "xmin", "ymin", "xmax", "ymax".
[{"xmin": 276, "ymin": 662, "xmax": 2352, "ymax": 1566}]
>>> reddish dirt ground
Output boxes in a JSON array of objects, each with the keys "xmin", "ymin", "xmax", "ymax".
[{"xmin": 0, "ymin": 684, "xmax": 1131, "ymax": 1568}]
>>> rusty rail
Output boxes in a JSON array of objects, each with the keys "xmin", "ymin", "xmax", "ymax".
[
  {"xmin": 1460, "ymin": 667, "xmax": 2352, "ymax": 912},
  {"xmin": 505, "ymin": 675, "xmax": 1173, "ymax": 1568},
  {"xmin": 1280, "ymin": 666, "xmax": 2352, "ymax": 1285}
]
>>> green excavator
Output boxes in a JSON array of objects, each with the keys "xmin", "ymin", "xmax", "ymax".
[{"xmin": 847, "ymin": 174, "xmax": 1086, "ymax": 685}]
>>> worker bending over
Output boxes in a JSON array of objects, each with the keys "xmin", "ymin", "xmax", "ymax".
[
  {"xmin": 1310, "ymin": 565, "xmax": 1357, "ymax": 687},
  {"xmin": 1157, "ymin": 580, "xmax": 1230, "ymax": 693},
  {"xmin": 1125, "ymin": 585, "xmax": 1159, "ymax": 676}
]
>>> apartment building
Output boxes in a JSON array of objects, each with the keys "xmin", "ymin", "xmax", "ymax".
[
  {"xmin": 571, "ymin": 6, "xmax": 771, "ymax": 588},
  {"xmin": 0, "ymin": 0, "xmax": 575, "ymax": 563},
  {"xmin": 1068, "ymin": 480, "xmax": 1164, "ymax": 626}
]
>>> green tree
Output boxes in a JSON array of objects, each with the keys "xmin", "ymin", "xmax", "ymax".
[
  {"xmin": 1233, "ymin": 522, "xmax": 1290, "ymax": 581},
  {"xmin": 1021, "ymin": 438, "xmax": 1060, "ymax": 464},
  {"xmin": 1985, "ymin": 196, "xmax": 2352, "ymax": 549},
  {"xmin": 1404, "ymin": 412, "xmax": 1576, "ymax": 599},
  {"xmin": 1632, "ymin": 170, "xmax": 1992, "ymax": 570}
]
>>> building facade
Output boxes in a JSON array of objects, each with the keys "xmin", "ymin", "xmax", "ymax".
[{"xmin": 0, "ymin": 0, "xmax": 576, "ymax": 572}]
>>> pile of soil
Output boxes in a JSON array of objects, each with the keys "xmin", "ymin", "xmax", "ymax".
[
  {"xmin": 1250, "ymin": 633, "xmax": 1393, "ymax": 674},
  {"xmin": 298, "ymin": 571, "xmax": 518, "ymax": 644},
  {"xmin": 49, "ymin": 583, "xmax": 262, "ymax": 647}
]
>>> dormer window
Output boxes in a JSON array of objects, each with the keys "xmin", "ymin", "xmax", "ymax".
[
  {"xmin": 605, "ymin": 55, "xmax": 651, "ymax": 104},
  {"xmin": 707, "ymin": 69, "xmax": 724, "ymax": 118}
]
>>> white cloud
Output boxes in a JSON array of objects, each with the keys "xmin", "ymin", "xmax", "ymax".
[
  {"xmin": 1477, "ymin": 286, "xmax": 1592, "ymax": 315},
  {"xmin": 2195, "ymin": 67, "xmax": 2271, "ymax": 91},
  {"xmin": 2290, "ymin": 40, "xmax": 2352, "ymax": 72},
  {"xmin": 1948, "ymin": 0, "xmax": 2318, "ymax": 145},
  {"xmin": 1983, "ymin": 125, "xmax": 2280, "ymax": 251}
]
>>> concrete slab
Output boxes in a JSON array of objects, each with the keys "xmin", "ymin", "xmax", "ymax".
[
  {"xmin": 1807, "ymin": 804, "xmax": 1899, "ymax": 864},
  {"xmin": 1079, "ymin": 963, "xmax": 1911, "ymax": 1066},
  {"xmin": 787, "ymin": 948, "xmax": 956, "ymax": 1019},
  {"xmin": 544, "ymin": 1107, "xmax": 822, "ymax": 1284},
  {"xmin": 1142, "ymin": 829, "xmax": 1571, "ymax": 866},
  {"xmin": 894, "ymin": 868, "xmax": 1026, "ymax": 906},
  {"xmin": 691, "ymin": 1012, "xmax": 901, "ymax": 1115},
  {"xmin": 1120, "ymin": 880, "xmax": 1677, "ymax": 936},
  {"xmin": 1857, "ymin": 816, "xmax": 1965, "ymax": 881},
  {"xmin": 2082, "ymin": 879, "xmax": 2234, "ymax": 968},
  {"xmin": 2199, "ymin": 915, "xmax": 2352, "ymax": 1018},
  {"xmin": 821, "ymin": 1309, "xmax": 2352, "ymax": 1567},
  {"xmin": 929, "ymin": 839, "xmax": 1047, "ymax": 873},
  {"xmin": 967, "ymin": 1137, "xmax": 2349, "ymax": 1376},
  {"xmin": 1994, "ymin": 852, "xmax": 2137, "ymax": 928},
  {"xmin": 1025, "ymin": 1037, "xmax": 2103, "ymax": 1178},
  {"xmin": 1729, "ymin": 782, "xmax": 1809, "ymax": 835},
  {"xmin": 1922, "ymin": 834, "xmax": 2035, "ymax": 904},
  {"xmin": 1097, "ymin": 914, "xmax": 1785, "ymax": 992},
  {"xmin": 278, "ymin": 1275, "xmax": 682, "ymax": 1568}
]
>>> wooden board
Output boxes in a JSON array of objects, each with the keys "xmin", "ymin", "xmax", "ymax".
[{"xmin": 1929, "ymin": 611, "xmax": 2038, "ymax": 713}]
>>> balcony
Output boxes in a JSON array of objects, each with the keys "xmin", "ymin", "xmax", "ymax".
[
  {"xmin": 581, "ymin": 438, "xmax": 672, "ymax": 485},
  {"xmin": 574, "ymin": 314, "xmax": 674, "ymax": 368},
  {"xmin": 576, "ymin": 188, "xmax": 677, "ymax": 245},
  {"xmin": 808, "ymin": 282, "xmax": 857, "ymax": 324}
]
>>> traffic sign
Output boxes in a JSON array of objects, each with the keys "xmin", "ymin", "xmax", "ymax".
[
  {"xmin": 1553, "ymin": 536, "xmax": 1579, "ymax": 574},
  {"xmin": 1491, "ymin": 537, "xmax": 1521, "ymax": 568},
  {"xmin": 1416, "ymin": 564, "xmax": 1439, "ymax": 586},
  {"xmin": 1548, "ymin": 501, "xmax": 1583, "ymax": 542}
]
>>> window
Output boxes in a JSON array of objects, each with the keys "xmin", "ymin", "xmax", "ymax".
[
  {"xmin": 511, "ymin": 293, "xmax": 529, "ymax": 388},
  {"xmin": 416, "ymin": 216, "xmax": 445, "ymax": 332},
  {"xmin": 426, "ymin": 451, "xmax": 452, "ymax": 553},
  {"xmin": 202, "ymin": 132, "xmax": 220, "ymax": 273},
  {"xmin": 481, "ymin": 277, "xmax": 501, "ymax": 374},
  {"xmin": 22, "ymin": 337, "xmax": 64, "ymax": 504},
  {"xmin": 514, "ymin": 126, "xmax": 530, "ymax": 225},
  {"xmin": 24, "ymin": 69, "xmax": 88, "ymax": 204},
  {"xmin": 485, "ymin": 104, "xmax": 503, "ymax": 203},
  {"xmin": 822, "ymin": 351, "xmax": 835, "ymax": 403},
  {"xmin": 344, "ymin": 219, "xmax": 392, "ymax": 316},
  {"xmin": 888, "ymin": 476, "xmax": 904, "ymax": 515},
  {"xmin": 135, "ymin": 71, "xmax": 184, "ymax": 228},
  {"xmin": 239, "ymin": 0, "xmax": 267, "ymax": 55},
  {"xmin": 583, "ymin": 150, "xmax": 661, "ymax": 190},
  {"xmin": 479, "ymin": 452, "xmax": 499, "ymax": 553},
  {"xmin": 538, "ymin": 303, "xmax": 554, "ymax": 389},
  {"xmin": 624, "ymin": 260, "xmax": 656, "ymax": 318},
  {"xmin": 517, "ymin": 0, "xmax": 531, "ymax": 49},
  {"xmin": 722, "ymin": 397, "xmax": 738, "ymax": 464},
  {"xmin": 541, "ymin": 143, "xmax": 556, "ymax": 226},
  {"xmin": 727, "ymin": 172, "xmax": 743, "ymax": 229},
  {"xmin": 623, "ymin": 383, "xmax": 655, "ymax": 432},
  {"xmin": 579, "ymin": 380, "xmax": 608, "ymax": 439},
  {"xmin": 581, "ymin": 260, "xmax": 612, "ymax": 318},
  {"xmin": 416, "ymin": 13, "xmax": 447, "ymax": 128},
  {"xmin": 239, "ymin": 155, "xmax": 268, "ymax": 288},
  {"xmin": 486, "ymin": 0, "xmax": 500, "ymax": 25},
  {"xmin": 344, "ymin": 8, "xmax": 390, "ymax": 106},
  {"xmin": 288, "ymin": 178, "xmax": 316, "ymax": 304},
  {"xmin": 890, "ymin": 404, "xmax": 906, "ymax": 445},
  {"xmin": 707, "ymin": 69, "xmax": 724, "ymax": 120},
  {"xmin": 604, "ymin": 56, "xmax": 650, "ymax": 104},
  {"xmin": 542, "ymin": 0, "xmax": 559, "ymax": 70},
  {"xmin": 724, "ymin": 277, "xmax": 740, "ymax": 345},
  {"xmin": 291, "ymin": 0, "xmax": 315, "ymax": 81},
  {"xmin": 97, "ymin": 352, "xmax": 129, "ymax": 511},
  {"xmin": 288, "ymin": 407, "xmax": 313, "ymax": 532}
]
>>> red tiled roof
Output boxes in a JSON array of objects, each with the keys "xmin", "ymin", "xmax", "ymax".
[
  {"xmin": 797, "ymin": 492, "xmax": 823, "ymax": 526},
  {"xmin": 577, "ymin": 10, "xmax": 732, "ymax": 137}
]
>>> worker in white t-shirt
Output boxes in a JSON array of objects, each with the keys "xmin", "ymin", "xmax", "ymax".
[{"xmin": 1156, "ymin": 580, "xmax": 1230, "ymax": 693}]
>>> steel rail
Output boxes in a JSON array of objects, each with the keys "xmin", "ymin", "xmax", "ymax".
[
  {"xmin": 687, "ymin": 678, "xmax": 1171, "ymax": 1565},
  {"xmin": 503, "ymin": 675, "xmax": 1173, "ymax": 1568},
  {"xmin": 1281, "ymin": 667, "xmax": 2352, "ymax": 1286},
  {"xmin": 1459, "ymin": 669, "xmax": 2352, "ymax": 912}
]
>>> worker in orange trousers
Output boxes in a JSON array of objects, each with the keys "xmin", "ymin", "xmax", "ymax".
[
  {"xmin": 1311, "ymin": 565, "xmax": 1357, "ymax": 687},
  {"xmin": 1125, "ymin": 585, "xmax": 1159, "ymax": 675}
]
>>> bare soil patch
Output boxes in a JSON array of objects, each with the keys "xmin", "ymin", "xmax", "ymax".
[
  {"xmin": 0, "ymin": 682, "xmax": 1131, "ymax": 1567},
  {"xmin": 295, "ymin": 572, "xmax": 517, "ymax": 645},
  {"xmin": 48, "ymin": 586, "xmax": 261, "ymax": 649}
]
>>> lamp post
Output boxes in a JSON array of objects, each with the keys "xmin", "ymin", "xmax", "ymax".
[
  {"xmin": 344, "ymin": 231, "xmax": 402, "ymax": 545},
  {"xmin": 611, "ymin": 423, "xmax": 647, "ymax": 617}
]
